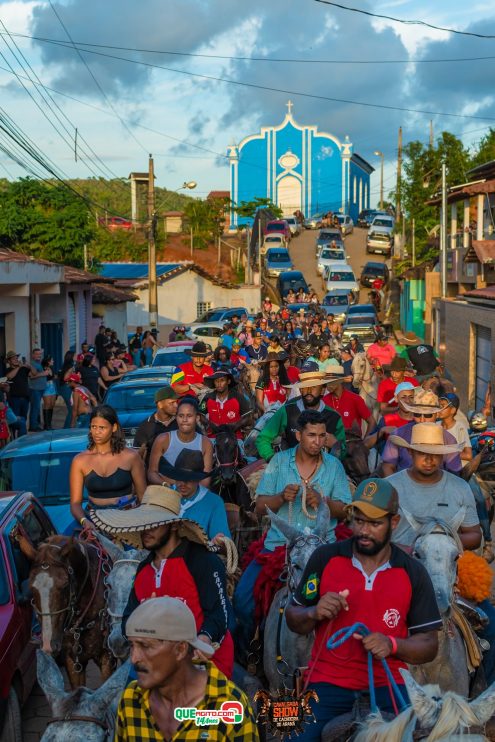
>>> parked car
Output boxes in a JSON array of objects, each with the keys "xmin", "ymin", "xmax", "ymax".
[
  {"xmin": 187, "ymin": 322, "xmax": 225, "ymax": 348},
  {"xmin": 317, "ymin": 245, "xmax": 349, "ymax": 276},
  {"xmin": 321, "ymin": 290, "xmax": 351, "ymax": 322},
  {"xmin": 357, "ymin": 209, "xmax": 377, "ymax": 228},
  {"xmin": 98, "ymin": 216, "xmax": 133, "ymax": 231},
  {"xmin": 121, "ymin": 366, "xmax": 175, "ymax": 383},
  {"xmin": 342, "ymin": 315, "xmax": 381, "ymax": 348},
  {"xmin": 322, "ymin": 264, "xmax": 359, "ymax": 303},
  {"xmin": 264, "ymin": 247, "xmax": 294, "ymax": 277},
  {"xmin": 103, "ymin": 380, "xmax": 166, "ymax": 446},
  {"xmin": 277, "ymin": 270, "xmax": 310, "ymax": 300},
  {"xmin": 336, "ymin": 214, "xmax": 354, "ymax": 235},
  {"xmin": 152, "ymin": 343, "xmax": 196, "ymax": 368},
  {"xmin": 0, "ymin": 491, "xmax": 57, "ymax": 742},
  {"xmin": 0, "ymin": 431, "xmax": 88, "ymax": 535},
  {"xmin": 347, "ymin": 303, "xmax": 378, "ymax": 322},
  {"xmin": 284, "ymin": 215, "xmax": 302, "ymax": 237},
  {"xmin": 371, "ymin": 214, "xmax": 395, "ymax": 230},
  {"xmin": 360, "ymin": 261, "xmax": 390, "ymax": 288},
  {"xmin": 264, "ymin": 220, "xmax": 291, "ymax": 242},
  {"xmin": 196, "ymin": 307, "xmax": 248, "ymax": 323},
  {"xmin": 366, "ymin": 224, "xmax": 394, "ymax": 255},
  {"xmin": 304, "ymin": 214, "xmax": 323, "ymax": 230},
  {"xmin": 260, "ymin": 233, "xmax": 287, "ymax": 255}
]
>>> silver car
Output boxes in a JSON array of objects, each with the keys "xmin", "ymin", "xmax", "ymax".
[
  {"xmin": 317, "ymin": 245, "xmax": 349, "ymax": 275},
  {"xmin": 336, "ymin": 214, "xmax": 354, "ymax": 235},
  {"xmin": 285, "ymin": 215, "xmax": 302, "ymax": 236}
]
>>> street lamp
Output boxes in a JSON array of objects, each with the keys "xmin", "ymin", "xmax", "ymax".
[{"xmin": 374, "ymin": 150, "xmax": 384, "ymax": 210}]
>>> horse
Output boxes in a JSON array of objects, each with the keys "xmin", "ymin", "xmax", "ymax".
[
  {"xmin": 263, "ymin": 501, "xmax": 331, "ymax": 693},
  {"xmin": 28, "ymin": 534, "xmax": 115, "ymax": 687},
  {"xmin": 211, "ymin": 424, "xmax": 253, "ymax": 513},
  {"xmin": 351, "ymin": 352, "xmax": 380, "ymax": 421},
  {"xmin": 350, "ymin": 668, "xmax": 495, "ymax": 742},
  {"xmin": 37, "ymin": 650, "xmax": 129, "ymax": 742},
  {"xmin": 403, "ymin": 510, "xmax": 472, "ymax": 696},
  {"xmin": 239, "ymin": 362, "xmax": 260, "ymax": 399},
  {"xmin": 95, "ymin": 533, "xmax": 148, "ymax": 659},
  {"xmin": 343, "ymin": 429, "xmax": 372, "ymax": 485}
]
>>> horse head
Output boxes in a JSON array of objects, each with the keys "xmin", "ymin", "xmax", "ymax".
[
  {"xmin": 344, "ymin": 430, "xmax": 371, "ymax": 484},
  {"xmin": 95, "ymin": 533, "xmax": 148, "ymax": 659},
  {"xmin": 214, "ymin": 425, "xmax": 240, "ymax": 484},
  {"xmin": 406, "ymin": 511, "xmax": 465, "ymax": 617},
  {"xmin": 38, "ymin": 650, "xmax": 129, "ymax": 742},
  {"xmin": 29, "ymin": 536, "xmax": 90, "ymax": 655}
]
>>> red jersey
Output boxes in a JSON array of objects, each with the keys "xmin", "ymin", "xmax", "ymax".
[
  {"xmin": 257, "ymin": 379, "xmax": 288, "ymax": 407},
  {"xmin": 366, "ymin": 343, "xmax": 396, "ymax": 369},
  {"xmin": 203, "ymin": 390, "xmax": 250, "ymax": 439},
  {"xmin": 383, "ymin": 411, "xmax": 410, "ymax": 428},
  {"xmin": 294, "ymin": 540, "xmax": 442, "ymax": 689},
  {"xmin": 286, "ymin": 366, "xmax": 300, "ymax": 384},
  {"xmin": 322, "ymin": 389, "xmax": 370, "ymax": 429},
  {"xmin": 377, "ymin": 376, "xmax": 419, "ymax": 405},
  {"xmin": 128, "ymin": 542, "xmax": 233, "ymax": 678},
  {"xmin": 172, "ymin": 361, "xmax": 214, "ymax": 396}
]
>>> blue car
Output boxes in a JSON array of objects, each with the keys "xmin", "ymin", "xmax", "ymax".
[
  {"xmin": 0, "ymin": 430, "xmax": 88, "ymax": 535},
  {"xmin": 103, "ymin": 379, "xmax": 166, "ymax": 443},
  {"xmin": 264, "ymin": 247, "xmax": 293, "ymax": 278}
]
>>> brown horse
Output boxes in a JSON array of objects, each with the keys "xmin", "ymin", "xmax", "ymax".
[{"xmin": 28, "ymin": 534, "xmax": 115, "ymax": 688}]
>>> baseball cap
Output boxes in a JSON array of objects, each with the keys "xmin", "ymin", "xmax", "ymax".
[
  {"xmin": 393, "ymin": 381, "xmax": 415, "ymax": 401},
  {"xmin": 68, "ymin": 372, "xmax": 81, "ymax": 383},
  {"xmin": 125, "ymin": 597, "xmax": 214, "ymax": 656},
  {"xmin": 439, "ymin": 392, "xmax": 460, "ymax": 410},
  {"xmin": 349, "ymin": 478, "xmax": 398, "ymax": 519},
  {"xmin": 155, "ymin": 386, "xmax": 179, "ymax": 403}
]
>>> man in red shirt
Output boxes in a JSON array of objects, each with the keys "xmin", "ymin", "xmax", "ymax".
[
  {"xmin": 323, "ymin": 367, "xmax": 374, "ymax": 437},
  {"xmin": 201, "ymin": 369, "xmax": 252, "ymax": 439},
  {"xmin": 286, "ymin": 478, "xmax": 440, "ymax": 740},
  {"xmin": 377, "ymin": 356, "xmax": 418, "ymax": 414},
  {"xmin": 365, "ymin": 381, "xmax": 415, "ymax": 451},
  {"xmin": 171, "ymin": 341, "xmax": 214, "ymax": 397},
  {"xmin": 366, "ymin": 332, "xmax": 396, "ymax": 370}
]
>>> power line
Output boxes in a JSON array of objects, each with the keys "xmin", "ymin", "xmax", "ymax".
[
  {"xmin": 5, "ymin": 30, "xmax": 495, "ymax": 64},
  {"xmin": 12, "ymin": 38, "xmax": 495, "ymax": 123},
  {"xmin": 313, "ymin": 0, "xmax": 495, "ymax": 39}
]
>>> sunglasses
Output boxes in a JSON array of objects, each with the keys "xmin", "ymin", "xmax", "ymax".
[{"xmin": 413, "ymin": 412, "xmax": 435, "ymax": 419}]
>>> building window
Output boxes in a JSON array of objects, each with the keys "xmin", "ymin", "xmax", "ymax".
[
  {"xmin": 197, "ymin": 302, "xmax": 211, "ymax": 318},
  {"xmin": 353, "ymin": 176, "xmax": 357, "ymax": 204}
]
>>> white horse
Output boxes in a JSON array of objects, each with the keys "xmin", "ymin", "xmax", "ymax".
[{"xmin": 351, "ymin": 352, "xmax": 380, "ymax": 421}]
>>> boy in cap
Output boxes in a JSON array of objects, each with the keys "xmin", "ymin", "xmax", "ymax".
[
  {"xmin": 377, "ymin": 356, "xmax": 418, "ymax": 414},
  {"xmin": 133, "ymin": 385, "xmax": 179, "ymax": 465},
  {"xmin": 286, "ymin": 478, "xmax": 440, "ymax": 740}
]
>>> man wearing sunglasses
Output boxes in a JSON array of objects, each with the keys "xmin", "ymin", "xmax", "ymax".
[{"xmin": 381, "ymin": 388, "xmax": 462, "ymax": 477}]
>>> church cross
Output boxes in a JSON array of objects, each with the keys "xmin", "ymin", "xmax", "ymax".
[{"xmin": 286, "ymin": 100, "xmax": 293, "ymax": 115}]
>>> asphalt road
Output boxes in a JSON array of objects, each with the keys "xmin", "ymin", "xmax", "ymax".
[{"xmin": 287, "ymin": 225, "xmax": 388, "ymax": 304}]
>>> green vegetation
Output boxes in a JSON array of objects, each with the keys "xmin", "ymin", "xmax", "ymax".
[
  {"xmin": 182, "ymin": 196, "xmax": 229, "ymax": 250},
  {"xmin": 233, "ymin": 197, "xmax": 283, "ymax": 221}
]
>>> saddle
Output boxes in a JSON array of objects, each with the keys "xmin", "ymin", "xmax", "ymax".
[{"xmin": 452, "ymin": 599, "xmax": 488, "ymax": 673}]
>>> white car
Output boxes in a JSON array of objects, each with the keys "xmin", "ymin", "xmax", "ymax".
[
  {"xmin": 317, "ymin": 245, "xmax": 349, "ymax": 275},
  {"xmin": 187, "ymin": 322, "xmax": 225, "ymax": 348},
  {"xmin": 336, "ymin": 214, "xmax": 354, "ymax": 235},
  {"xmin": 261, "ymin": 232, "xmax": 287, "ymax": 255},
  {"xmin": 284, "ymin": 215, "xmax": 302, "ymax": 236},
  {"xmin": 322, "ymin": 263, "xmax": 359, "ymax": 303}
]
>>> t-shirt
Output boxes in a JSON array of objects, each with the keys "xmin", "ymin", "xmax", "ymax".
[
  {"xmin": 382, "ymin": 421, "xmax": 462, "ymax": 473},
  {"xmin": 292, "ymin": 540, "xmax": 441, "ymax": 689},
  {"xmin": 441, "ymin": 421, "xmax": 471, "ymax": 467},
  {"xmin": 322, "ymin": 389, "xmax": 371, "ymax": 430},
  {"xmin": 28, "ymin": 360, "xmax": 47, "ymax": 392},
  {"xmin": 203, "ymin": 390, "xmax": 251, "ymax": 439},
  {"xmin": 133, "ymin": 413, "xmax": 178, "ymax": 464},
  {"xmin": 377, "ymin": 376, "xmax": 419, "ymax": 404},
  {"xmin": 244, "ymin": 344, "xmax": 268, "ymax": 362},
  {"xmin": 171, "ymin": 361, "xmax": 214, "ymax": 395},
  {"xmin": 7, "ymin": 366, "xmax": 30, "ymax": 398},
  {"xmin": 399, "ymin": 344, "xmax": 439, "ymax": 375},
  {"xmin": 366, "ymin": 343, "xmax": 396, "ymax": 368},
  {"xmin": 388, "ymin": 469, "xmax": 479, "ymax": 546}
]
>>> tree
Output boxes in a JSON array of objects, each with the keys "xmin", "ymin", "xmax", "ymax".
[
  {"xmin": 233, "ymin": 197, "xmax": 283, "ymax": 220},
  {"xmin": 470, "ymin": 128, "xmax": 495, "ymax": 169},
  {"xmin": 182, "ymin": 197, "xmax": 229, "ymax": 250}
]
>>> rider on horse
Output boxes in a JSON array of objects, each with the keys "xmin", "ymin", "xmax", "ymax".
[{"xmin": 201, "ymin": 369, "xmax": 252, "ymax": 440}]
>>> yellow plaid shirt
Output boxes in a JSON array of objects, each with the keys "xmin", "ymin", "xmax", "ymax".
[{"xmin": 114, "ymin": 663, "xmax": 259, "ymax": 741}]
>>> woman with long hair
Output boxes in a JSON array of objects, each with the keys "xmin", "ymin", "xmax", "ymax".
[
  {"xmin": 58, "ymin": 350, "xmax": 75, "ymax": 429},
  {"xmin": 212, "ymin": 345, "xmax": 231, "ymax": 370},
  {"xmin": 255, "ymin": 353, "xmax": 290, "ymax": 413},
  {"xmin": 70, "ymin": 404, "xmax": 146, "ymax": 529},
  {"xmin": 41, "ymin": 356, "xmax": 57, "ymax": 430},
  {"xmin": 100, "ymin": 351, "xmax": 127, "ymax": 388}
]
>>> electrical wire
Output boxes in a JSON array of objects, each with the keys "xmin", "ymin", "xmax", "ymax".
[{"xmin": 313, "ymin": 0, "xmax": 495, "ymax": 39}]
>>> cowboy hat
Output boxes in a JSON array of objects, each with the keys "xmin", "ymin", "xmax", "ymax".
[
  {"xmin": 203, "ymin": 369, "xmax": 235, "ymax": 388},
  {"xmin": 324, "ymin": 365, "xmax": 347, "ymax": 382},
  {"xmin": 5, "ymin": 351, "xmax": 19, "ymax": 361},
  {"xmin": 258, "ymin": 351, "xmax": 288, "ymax": 363},
  {"xmin": 293, "ymin": 370, "xmax": 328, "ymax": 390},
  {"xmin": 90, "ymin": 486, "xmax": 209, "ymax": 549},
  {"xmin": 389, "ymin": 422, "xmax": 464, "ymax": 455},
  {"xmin": 184, "ymin": 341, "xmax": 210, "ymax": 357},
  {"xmin": 158, "ymin": 448, "xmax": 211, "ymax": 482},
  {"xmin": 401, "ymin": 387, "xmax": 442, "ymax": 415},
  {"xmin": 401, "ymin": 331, "xmax": 421, "ymax": 346}
]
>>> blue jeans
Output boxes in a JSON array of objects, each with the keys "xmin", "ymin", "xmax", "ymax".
[
  {"xmin": 132, "ymin": 350, "xmax": 142, "ymax": 367},
  {"xmin": 29, "ymin": 389, "xmax": 44, "ymax": 430},
  {"xmin": 144, "ymin": 347, "xmax": 153, "ymax": 366},
  {"xmin": 9, "ymin": 396, "xmax": 29, "ymax": 434},
  {"xmin": 233, "ymin": 548, "xmax": 270, "ymax": 657},
  {"xmin": 295, "ymin": 682, "xmax": 409, "ymax": 741},
  {"xmin": 58, "ymin": 384, "xmax": 73, "ymax": 428},
  {"xmin": 76, "ymin": 413, "xmax": 91, "ymax": 428},
  {"xmin": 469, "ymin": 477, "xmax": 492, "ymax": 542},
  {"xmin": 478, "ymin": 599, "xmax": 495, "ymax": 685}
]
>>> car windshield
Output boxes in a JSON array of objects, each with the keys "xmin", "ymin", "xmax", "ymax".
[
  {"xmin": 321, "ymin": 249, "xmax": 344, "ymax": 260},
  {"xmin": 364, "ymin": 266, "xmax": 384, "ymax": 275},
  {"xmin": 373, "ymin": 218, "xmax": 392, "ymax": 227},
  {"xmin": 105, "ymin": 386, "xmax": 159, "ymax": 412},
  {"xmin": 153, "ymin": 351, "xmax": 190, "ymax": 366},
  {"xmin": 267, "ymin": 223, "xmax": 284, "ymax": 232},
  {"xmin": 0, "ymin": 453, "xmax": 80, "ymax": 504},
  {"xmin": 346, "ymin": 315, "xmax": 375, "ymax": 326},
  {"xmin": 323, "ymin": 295, "xmax": 349, "ymax": 306},
  {"xmin": 265, "ymin": 237, "xmax": 283, "ymax": 242},
  {"xmin": 268, "ymin": 253, "xmax": 290, "ymax": 263},
  {"xmin": 319, "ymin": 231, "xmax": 339, "ymax": 240},
  {"xmin": 329, "ymin": 271, "xmax": 354, "ymax": 282},
  {"xmin": 199, "ymin": 310, "xmax": 225, "ymax": 321}
]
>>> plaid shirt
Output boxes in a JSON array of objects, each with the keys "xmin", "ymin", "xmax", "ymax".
[{"xmin": 114, "ymin": 662, "xmax": 259, "ymax": 741}]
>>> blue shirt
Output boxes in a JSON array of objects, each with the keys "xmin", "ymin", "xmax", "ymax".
[
  {"xmin": 179, "ymin": 486, "xmax": 231, "ymax": 541},
  {"xmin": 256, "ymin": 447, "xmax": 352, "ymax": 551},
  {"xmin": 28, "ymin": 360, "xmax": 47, "ymax": 391},
  {"xmin": 219, "ymin": 334, "xmax": 234, "ymax": 350}
]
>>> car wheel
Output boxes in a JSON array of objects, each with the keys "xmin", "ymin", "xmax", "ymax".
[{"xmin": 0, "ymin": 688, "xmax": 22, "ymax": 742}]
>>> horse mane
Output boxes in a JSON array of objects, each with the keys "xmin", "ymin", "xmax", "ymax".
[
  {"xmin": 414, "ymin": 517, "xmax": 464, "ymax": 554},
  {"xmin": 34, "ymin": 535, "xmax": 74, "ymax": 565},
  {"xmin": 354, "ymin": 708, "xmax": 416, "ymax": 742},
  {"xmin": 428, "ymin": 692, "xmax": 486, "ymax": 741}
]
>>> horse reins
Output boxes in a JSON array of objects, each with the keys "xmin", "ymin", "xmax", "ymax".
[{"xmin": 45, "ymin": 715, "xmax": 108, "ymax": 731}]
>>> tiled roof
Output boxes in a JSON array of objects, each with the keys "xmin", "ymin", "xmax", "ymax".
[
  {"xmin": 63, "ymin": 266, "xmax": 108, "ymax": 284},
  {"xmin": 462, "ymin": 285, "xmax": 495, "ymax": 301},
  {"xmin": 0, "ymin": 248, "xmax": 55, "ymax": 267},
  {"xmin": 463, "ymin": 240, "xmax": 495, "ymax": 264},
  {"xmin": 92, "ymin": 282, "xmax": 137, "ymax": 304}
]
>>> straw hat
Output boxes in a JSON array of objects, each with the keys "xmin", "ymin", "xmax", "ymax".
[
  {"xmin": 389, "ymin": 422, "xmax": 464, "ymax": 455},
  {"xmin": 401, "ymin": 331, "xmax": 421, "ymax": 346},
  {"xmin": 324, "ymin": 365, "xmax": 347, "ymax": 382},
  {"xmin": 401, "ymin": 387, "xmax": 442, "ymax": 415},
  {"xmin": 294, "ymin": 369, "xmax": 328, "ymax": 390},
  {"xmin": 90, "ymin": 486, "xmax": 209, "ymax": 550}
]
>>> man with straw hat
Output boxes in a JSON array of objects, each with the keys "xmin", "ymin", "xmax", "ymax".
[
  {"xmin": 93, "ymin": 485, "xmax": 234, "ymax": 679},
  {"xmin": 171, "ymin": 341, "xmax": 214, "ymax": 397},
  {"xmin": 381, "ymin": 387, "xmax": 462, "ymax": 477},
  {"xmin": 115, "ymin": 597, "xmax": 259, "ymax": 741},
  {"xmin": 285, "ymin": 477, "xmax": 440, "ymax": 740},
  {"xmin": 256, "ymin": 361, "xmax": 346, "ymax": 461}
]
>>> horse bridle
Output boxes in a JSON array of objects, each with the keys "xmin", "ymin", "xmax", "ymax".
[
  {"xmin": 45, "ymin": 715, "xmax": 108, "ymax": 731},
  {"xmin": 104, "ymin": 557, "xmax": 142, "ymax": 623},
  {"xmin": 31, "ymin": 543, "xmax": 91, "ymax": 624}
]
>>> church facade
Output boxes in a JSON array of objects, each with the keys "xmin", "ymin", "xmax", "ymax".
[{"xmin": 228, "ymin": 102, "xmax": 373, "ymax": 229}]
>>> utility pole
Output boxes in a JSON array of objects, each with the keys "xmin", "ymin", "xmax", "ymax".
[
  {"xmin": 258, "ymin": 214, "xmax": 262, "ymax": 279},
  {"xmin": 429, "ymin": 120, "xmax": 434, "ymax": 149},
  {"xmin": 396, "ymin": 127, "xmax": 402, "ymax": 228},
  {"xmin": 147, "ymin": 154, "xmax": 158, "ymax": 329},
  {"xmin": 440, "ymin": 163, "xmax": 448, "ymax": 299},
  {"xmin": 246, "ymin": 226, "xmax": 251, "ymax": 283},
  {"xmin": 412, "ymin": 218, "xmax": 416, "ymax": 267},
  {"xmin": 83, "ymin": 244, "xmax": 88, "ymax": 271}
]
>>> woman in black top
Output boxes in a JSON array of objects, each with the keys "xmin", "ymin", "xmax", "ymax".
[
  {"xmin": 80, "ymin": 354, "xmax": 106, "ymax": 400},
  {"xmin": 100, "ymin": 352, "xmax": 127, "ymax": 388},
  {"xmin": 5, "ymin": 352, "xmax": 32, "ymax": 424}
]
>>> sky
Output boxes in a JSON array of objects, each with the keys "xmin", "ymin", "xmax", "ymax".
[{"xmin": 0, "ymin": 0, "xmax": 494, "ymax": 209}]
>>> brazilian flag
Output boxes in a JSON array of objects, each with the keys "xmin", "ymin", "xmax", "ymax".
[{"xmin": 303, "ymin": 573, "xmax": 319, "ymax": 600}]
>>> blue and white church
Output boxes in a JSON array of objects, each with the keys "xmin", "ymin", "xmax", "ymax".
[{"xmin": 228, "ymin": 101, "xmax": 373, "ymax": 229}]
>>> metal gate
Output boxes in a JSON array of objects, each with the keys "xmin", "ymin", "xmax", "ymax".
[
  {"xmin": 68, "ymin": 294, "xmax": 77, "ymax": 351},
  {"xmin": 475, "ymin": 325, "xmax": 491, "ymax": 412},
  {"xmin": 41, "ymin": 323, "xmax": 63, "ymax": 372}
]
